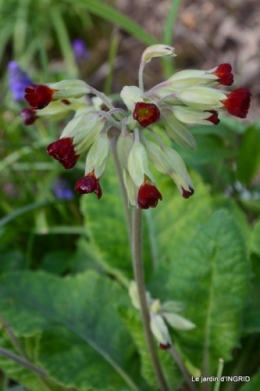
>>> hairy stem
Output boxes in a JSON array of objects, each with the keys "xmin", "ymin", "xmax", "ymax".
[
  {"xmin": 0, "ymin": 347, "xmax": 47, "ymax": 378},
  {"xmin": 132, "ymin": 207, "xmax": 170, "ymax": 391},
  {"xmin": 169, "ymin": 345, "xmax": 198, "ymax": 391}
]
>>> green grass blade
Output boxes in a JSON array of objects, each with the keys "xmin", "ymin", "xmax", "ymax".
[{"xmin": 78, "ymin": 0, "xmax": 157, "ymax": 46}]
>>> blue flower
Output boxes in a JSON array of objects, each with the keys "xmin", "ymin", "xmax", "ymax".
[
  {"xmin": 52, "ymin": 178, "xmax": 74, "ymax": 200},
  {"xmin": 8, "ymin": 61, "xmax": 33, "ymax": 101},
  {"xmin": 72, "ymin": 39, "xmax": 91, "ymax": 62}
]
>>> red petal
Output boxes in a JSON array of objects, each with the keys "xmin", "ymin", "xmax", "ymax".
[
  {"xmin": 181, "ymin": 186, "xmax": 194, "ymax": 199},
  {"xmin": 221, "ymin": 88, "xmax": 251, "ymax": 118},
  {"xmin": 74, "ymin": 173, "xmax": 102, "ymax": 199},
  {"xmin": 138, "ymin": 182, "xmax": 162, "ymax": 209},
  {"xmin": 204, "ymin": 110, "xmax": 220, "ymax": 125},
  {"xmin": 212, "ymin": 63, "xmax": 234, "ymax": 86},
  {"xmin": 20, "ymin": 108, "xmax": 38, "ymax": 125},
  {"xmin": 133, "ymin": 102, "xmax": 160, "ymax": 128},
  {"xmin": 159, "ymin": 343, "xmax": 171, "ymax": 350},
  {"xmin": 47, "ymin": 137, "xmax": 80, "ymax": 169},
  {"xmin": 25, "ymin": 84, "xmax": 57, "ymax": 109}
]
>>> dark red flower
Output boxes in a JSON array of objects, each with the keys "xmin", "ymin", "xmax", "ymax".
[
  {"xmin": 221, "ymin": 88, "xmax": 251, "ymax": 118},
  {"xmin": 20, "ymin": 108, "xmax": 38, "ymax": 125},
  {"xmin": 74, "ymin": 172, "xmax": 102, "ymax": 199},
  {"xmin": 25, "ymin": 84, "xmax": 57, "ymax": 109},
  {"xmin": 181, "ymin": 186, "xmax": 194, "ymax": 199},
  {"xmin": 133, "ymin": 102, "xmax": 160, "ymax": 128},
  {"xmin": 212, "ymin": 63, "xmax": 234, "ymax": 86},
  {"xmin": 46, "ymin": 137, "xmax": 80, "ymax": 169},
  {"xmin": 138, "ymin": 181, "xmax": 162, "ymax": 209},
  {"xmin": 204, "ymin": 110, "xmax": 220, "ymax": 125},
  {"xmin": 159, "ymin": 343, "xmax": 171, "ymax": 350}
]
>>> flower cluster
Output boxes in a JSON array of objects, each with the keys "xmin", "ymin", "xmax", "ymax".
[
  {"xmin": 20, "ymin": 45, "xmax": 251, "ymax": 209},
  {"xmin": 129, "ymin": 281, "xmax": 195, "ymax": 349}
]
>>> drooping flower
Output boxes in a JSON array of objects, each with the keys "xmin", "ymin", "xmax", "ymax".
[
  {"xmin": 133, "ymin": 102, "xmax": 160, "ymax": 127},
  {"xmin": 20, "ymin": 108, "xmax": 38, "ymax": 125},
  {"xmin": 221, "ymin": 88, "xmax": 251, "ymax": 118},
  {"xmin": 25, "ymin": 84, "xmax": 57, "ymax": 109},
  {"xmin": 8, "ymin": 61, "xmax": 33, "ymax": 101},
  {"xmin": 46, "ymin": 137, "xmax": 80, "ymax": 169},
  {"xmin": 74, "ymin": 172, "xmax": 102, "ymax": 199},
  {"xmin": 137, "ymin": 181, "xmax": 162, "ymax": 209},
  {"xmin": 210, "ymin": 63, "xmax": 234, "ymax": 86}
]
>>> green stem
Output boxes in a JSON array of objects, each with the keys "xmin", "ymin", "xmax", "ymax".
[
  {"xmin": 109, "ymin": 136, "xmax": 132, "ymax": 245},
  {"xmin": 131, "ymin": 207, "xmax": 170, "ymax": 391},
  {"xmin": 169, "ymin": 345, "xmax": 198, "ymax": 391},
  {"xmin": 214, "ymin": 358, "xmax": 224, "ymax": 391}
]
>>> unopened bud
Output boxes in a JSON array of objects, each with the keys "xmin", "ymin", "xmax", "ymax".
[
  {"xmin": 141, "ymin": 45, "xmax": 176, "ymax": 66},
  {"xmin": 163, "ymin": 313, "xmax": 196, "ymax": 331},
  {"xmin": 49, "ymin": 79, "xmax": 90, "ymax": 100},
  {"xmin": 85, "ymin": 133, "xmax": 110, "ymax": 178}
]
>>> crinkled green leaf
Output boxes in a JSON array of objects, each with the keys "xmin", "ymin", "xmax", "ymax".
[
  {"xmin": 164, "ymin": 210, "xmax": 250, "ymax": 373},
  {"xmin": 0, "ymin": 271, "xmax": 141, "ymax": 391}
]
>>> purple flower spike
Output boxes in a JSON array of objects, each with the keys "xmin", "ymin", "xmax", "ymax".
[
  {"xmin": 8, "ymin": 61, "xmax": 33, "ymax": 101},
  {"xmin": 72, "ymin": 39, "xmax": 91, "ymax": 62}
]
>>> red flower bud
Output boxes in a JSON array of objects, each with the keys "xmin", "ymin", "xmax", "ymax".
[
  {"xmin": 133, "ymin": 102, "xmax": 160, "ymax": 128},
  {"xmin": 221, "ymin": 88, "xmax": 251, "ymax": 118},
  {"xmin": 46, "ymin": 137, "xmax": 80, "ymax": 169},
  {"xmin": 74, "ymin": 172, "xmax": 102, "ymax": 199},
  {"xmin": 181, "ymin": 186, "xmax": 194, "ymax": 199},
  {"xmin": 204, "ymin": 110, "xmax": 220, "ymax": 125},
  {"xmin": 20, "ymin": 108, "xmax": 38, "ymax": 125},
  {"xmin": 138, "ymin": 181, "xmax": 162, "ymax": 209},
  {"xmin": 159, "ymin": 343, "xmax": 171, "ymax": 350},
  {"xmin": 212, "ymin": 63, "xmax": 234, "ymax": 86},
  {"xmin": 25, "ymin": 84, "xmax": 57, "ymax": 109}
]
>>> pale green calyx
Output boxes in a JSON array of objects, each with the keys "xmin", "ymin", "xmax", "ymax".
[
  {"xmin": 85, "ymin": 133, "xmax": 110, "ymax": 178},
  {"xmin": 150, "ymin": 314, "xmax": 172, "ymax": 346},
  {"xmin": 128, "ymin": 135, "xmax": 154, "ymax": 187},
  {"xmin": 116, "ymin": 125, "xmax": 134, "ymax": 170},
  {"xmin": 163, "ymin": 113, "xmax": 196, "ymax": 150},
  {"xmin": 120, "ymin": 86, "xmax": 144, "ymax": 112},
  {"xmin": 172, "ymin": 106, "xmax": 216, "ymax": 125},
  {"xmin": 123, "ymin": 170, "xmax": 138, "ymax": 207},
  {"xmin": 176, "ymin": 87, "xmax": 226, "ymax": 110},
  {"xmin": 141, "ymin": 44, "xmax": 176, "ymax": 66},
  {"xmin": 163, "ymin": 313, "xmax": 196, "ymax": 331},
  {"xmin": 50, "ymin": 79, "xmax": 91, "ymax": 100}
]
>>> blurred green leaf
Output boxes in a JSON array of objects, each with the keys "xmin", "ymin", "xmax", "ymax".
[
  {"xmin": 0, "ymin": 271, "xmax": 141, "ymax": 391},
  {"xmin": 243, "ymin": 253, "xmax": 260, "ymax": 334},
  {"xmin": 40, "ymin": 251, "xmax": 73, "ymax": 275},
  {"xmin": 237, "ymin": 123, "xmax": 260, "ymax": 186},
  {"xmin": 239, "ymin": 371, "xmax": 260, "ymax": 391},
  {"xmin": 249, "ymin": 218, "xmax": 260, "ymax": 256}
]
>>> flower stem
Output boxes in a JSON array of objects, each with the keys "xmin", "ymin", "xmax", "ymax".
[
  {"xmin": 131, "ymin": 207, "xmax": 170, "ymax": 391},
  {"xmin": 214, "ymin": 358, "xmax": 224, "ymax": 391},
  {"xmin": 169, "ymin": 345, "xmax": 198, "ymax": 391}
]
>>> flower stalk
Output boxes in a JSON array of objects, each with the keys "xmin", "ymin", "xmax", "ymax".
[{"xmin": 131, "ymin": 207, "xmax": 170, "ymax": 391}]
